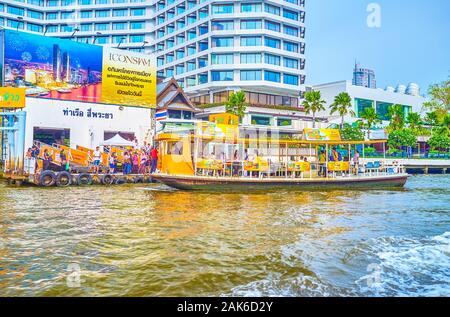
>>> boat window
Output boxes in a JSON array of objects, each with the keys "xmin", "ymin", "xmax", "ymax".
[{"xmin": 167, "ymin": 141, "xmax": 183, "ymax": 155}]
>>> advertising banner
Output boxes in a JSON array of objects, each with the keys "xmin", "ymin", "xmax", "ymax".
[
  {"xmin": 1, "ymin": 30, "xmax": 156, "ymax": 108},
  {"xmin": 304, "ymin": 128, "xmax": 342, "ymax": 141}
]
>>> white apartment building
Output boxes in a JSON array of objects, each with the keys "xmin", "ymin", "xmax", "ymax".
[
  {"xmin": 153, "ymin": 0, "xmax": 306, "ymax": 108},
  {"xmin": 0, "ymin": 0, "xmax": 153, "ymax": 52},
  {"xmin": 0, "ymin": 0, "xmax": 306, "ymax": 109}
]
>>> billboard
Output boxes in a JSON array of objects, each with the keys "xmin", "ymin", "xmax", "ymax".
[{"xmin": 1, "ymin": 30, "xmax": 156, "ymax": 108}]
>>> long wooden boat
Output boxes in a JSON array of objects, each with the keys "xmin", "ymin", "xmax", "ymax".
[
  {"xmin": 152, "ymin": 173, "xmax": 409, "ymax": 191},
  {"xmin": 154, "ymin": 114, "xmax": 409, "ymax": 192}
]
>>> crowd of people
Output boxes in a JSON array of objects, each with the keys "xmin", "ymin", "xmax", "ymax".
[
  {"xmin": 96, "ymin": 142, "xmax": 159, "ymax": 175},
  {"xmin": 25, "ymin": 142, "xmax": 159, "ymax": 175}
]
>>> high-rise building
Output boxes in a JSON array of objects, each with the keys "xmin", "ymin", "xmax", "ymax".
[
  {"xmin": 52, "ymin": 44, "xmax": 61, "ymax": 82},
  {"xmin": 0, "ymin": 0, "xmax": 306, "ymax": 108},
  {"xmin": 0, "ymin": 0, "xmax": 153, "ymax": 53},
  {"xmin": 153, "ymin": 0, "xmax": 306, "ymax": 108},
  {"xmin": 352, "ymin": 62, "xmax": 376, "ymax": 89}
]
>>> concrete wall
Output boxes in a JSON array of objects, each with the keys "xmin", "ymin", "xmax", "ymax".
[{"xmin": 24, "ymin": 97, "xmax": 152, "ymax": 151}]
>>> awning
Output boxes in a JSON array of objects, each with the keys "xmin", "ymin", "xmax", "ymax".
[{"xmin": 101, "ymin": 134, "xmax": 134, "ymax": 147}]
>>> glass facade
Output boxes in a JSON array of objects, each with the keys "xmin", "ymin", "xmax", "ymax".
[{"xmin": 355, "ymin": 98, "xmax": 374, "ymax": 117}]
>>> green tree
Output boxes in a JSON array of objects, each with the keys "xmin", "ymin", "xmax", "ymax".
[
  {"xmin": 340, "ymin": 122, "xmax": 365, "ymax": 141},
  {"xmin": 442, "ymin": 114, "xmax": 450, "ymax": 129},
  {"xmin": 388, "ymin": 128, "xmax": 417, "ymax": 149},
  {"xmin": 329, "ymin": 92, "xmax": 355, "ymax": 129},
  {"xmin": 406, "ymin": 112, "xmax": 428, "ymax": 136},
  {"xmin": 225, "ymin": 90, "xmax": 247, "ymax": 119},
  {"xmin": 302, "ymin": 90, "xmax": 326, "ymax": 128},
  {"xmin": 360, "ymin": 107, "xmax": 381, "ymax": 139},
  {"xmin": 424, "ymin": 111, "xmax": 439, "ymax": 126},
  {"xmin": 428, "ymin": 127, "xmax": 450, "ymax": 151},
  {"xmin": 423, "ymin": 80, "xmax": 450, "ymax": 112},
  {"xmin": 387, "ymin": 104, "xmax": 405, "ymax": 132}
]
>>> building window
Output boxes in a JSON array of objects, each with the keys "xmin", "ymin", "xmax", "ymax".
[
  {"xmin": 283, "ymin": 9, "xmax": 299, "ymax": 21},
  {"xmin": 131, "ymin": 8, "xmax": 145, "ymax": 16},
  {"xmin": 355, "ymin": 98, "xmax": 374, "ymax": 118},
  {"xmin": 112, "ymin": 22, "xmax": 127, "ymax": 30},
  {"xmin": 168, "ymin": 110, "xmax": 182, "ymax": 119},
  {"xmin": 265, "ymin": 37, "xmax": 280, "ymax": 49},
  {"xmin": 265, "ymin": 71, "xmax": 281, "ymax": 83},
  {"xmin": 284, "ymin": 25, "xmax": 299, "ymax": 37},
  {"xmin": 80, "ymin": 11, "xmax": 92, "ymax": 19},
  {"xmin": 27, "ymin": 23, "xmax": 43, "ymax": 33},
  {"xmin": 211, "ymin": 71, "xmax": 234, "ymax": 82},
  {"xmin": 284, "ymin": 41, "xmax": 299, "ymax": 52},
  {"xmin": 212, "ymin": 4, "xmax": 234, "ymax": 14},
  {"xmin": 277, "ymin": 118, "xmax": 292, "ymax": 127},
  {"xmin": 112, "ymin": 9, "xmax": 127, "ymax": 17},
  {"xmin": 95, "ymin": 10, "xmax": 110, "ymax": 18},
  {"xmin": 265, "ymin": 4, "xmax": 280, "ymax": 15},
  {"xmin": 241, "ymin": 19, "xmax": 262, "ymax": 30},
  {"xmin": 46, "ymin": 12, "xmax": 58, "ymax": 20},
  {"xmin": 80, "ymin": 24, "xmax": 92, "ymax": 32},
  {"xmin": 27, "ymin": 10, "xmax": 44, "ymax": 20},
  {"xmin": 241, "ymin": 70, "xmax": 262, "ymax": 81},
  {"xmin": 130, "ymin": 21, "xmax": 145, "ymax": 30},
  {"xmin": 211, "ymin": 54, "xmax": 234, "ymax": 64},
  {"xmin": 212, "ymin": 37, "xmax": 233, "ymax": 47},
  {"xmin": 376, "ymin": 102, "xmax": 393, "ymax": 121},
  {"xmin": 212, "ymin": 20, "xmax": 234, "ymax": 31},
  {"xmin": 130, "ymin": 34, "xmax": 145, "ymax": 43},
  {"xmin": 265, "ymin": 54, "xmax": 280, "ymax": 66},
  {"xmin": 284, "ymin": 57, "xmax": 298, "ymax": 69},
  {"xmin": 251, "ymin": 116, "xmax": 271, "ymax": 126},
  {"xmin": 95, "ymin": 23, "xmax": 109, "ymax": 31},
  {"xmin": 241, "ymin": 3, "xmax": 262, "ymax": 12},
  {"xmin": 265, "ymin": 20, "xmax": 281, "ymax": 32},
  {"xmin": 241, "ymin": 36, "xmax": 261, "ymax": 46},
  {"xmin": 283, "ymin": 73, "xmax": 299, "ymax": 85},
  {"xmin": 240, "ymin": 53, "xmax": 261, "ymax": 64}
]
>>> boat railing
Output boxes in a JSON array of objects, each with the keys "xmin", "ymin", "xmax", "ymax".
[{"xmin": 193, "ymin": 158, "xmax": 404, "ymax": 180}]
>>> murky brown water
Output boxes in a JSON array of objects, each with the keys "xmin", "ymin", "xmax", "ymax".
[{"xmin": 0, "ymin": 175, "xmax": 449, "ymax": 296}]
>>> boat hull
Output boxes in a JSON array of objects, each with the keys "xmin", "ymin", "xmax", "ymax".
[{"xmin": 151, "ymin": 174, "xmax": 409, "ymax": 191}]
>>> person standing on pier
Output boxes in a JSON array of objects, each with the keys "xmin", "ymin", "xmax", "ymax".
[
  {"xmin": 93, "ymin": 146, "xmax": 102, "ymax": 174},
  {"xmin": 150, "ymin": 146, "xmax": 158, "ymax": 174}
]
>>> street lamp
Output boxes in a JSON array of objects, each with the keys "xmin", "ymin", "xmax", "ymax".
[
  {"xmin": 141, "ymin": 40, "xmax": 149, "ymax": 48},
  {"xmin": 44, "ymin": 24, "xmax": 53, "ymax": 35},
  {"xmin": 117, "ymin": 36, "xmax": 126, "ymax": 48},
  {"xmin": 92, "ymin": 32, "xmax": 102, "ymax": 44},
  {"xmin": 71, "ymin": 27, "xmax": 80, "ymax": 38},
  {"xmin": 16, "ymin": 17, "xmax": 24, "ymax": 31}
]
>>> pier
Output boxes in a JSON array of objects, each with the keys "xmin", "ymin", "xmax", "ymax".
[{"xmin": 361, "ymin": 159, "xmax": 450, "ymax": 175}]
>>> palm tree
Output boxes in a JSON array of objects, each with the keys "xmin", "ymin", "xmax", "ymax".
[
  {"xmin": 225, "ymin": 90, "xmax": 247, "ymax": 119},
  {"xmin": 387, "ymin": 104, "xmax": 405, "ymax": 131},
  {"xmin": 302, "ymin": 91, "xmax": 326, "ymax": 128},
  {"xmin": 407, "ymin": 112, "xmax": 423, "ymax": 134},
  {"xmin": 329, "ymin": 92, "xmax": 355, "ymax": 129},
  {"xmin": 360, "ymin": 107, "xmax": 380, "ymax": 139}
]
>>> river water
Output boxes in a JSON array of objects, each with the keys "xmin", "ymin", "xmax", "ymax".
[{"xmin": 0, "ymin": 175, "xmax": 449, "ymax": 297}]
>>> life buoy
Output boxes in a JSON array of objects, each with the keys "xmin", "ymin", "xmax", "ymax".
[
  {"xmin": 39, "ymin": 171, "xmax": 56, "ymax": 187},
  {"xmin": 115, "ymin": 177, "xmax": 126, "ymax": 185},
  {"xmin": 56, "ymin": 171, "xmax": 72, "ymax": 187},
  {"xmin": 101, "ymin": 174, "xmax": 114, "ymax": 185},
  {"xmin": 133, "ymin": 176, "xmax": 144, "ymax": 184},
  {"xmin": 76, "ymin": 173, "xmax": 92, "ymax": 186}
]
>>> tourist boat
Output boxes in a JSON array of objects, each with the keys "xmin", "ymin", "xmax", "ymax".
[{"xmin": 151, "ymin": 114, "xmax": 408, "ymax": 191}]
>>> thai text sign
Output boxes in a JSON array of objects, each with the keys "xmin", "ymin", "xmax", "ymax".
[{"xmin": 0, "ymin": 87, "xmax": 26, "ymax": 108}]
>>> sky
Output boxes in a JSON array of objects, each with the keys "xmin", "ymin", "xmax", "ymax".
[{"xmin": 306, "ymin": 0, "xmax": 450, "ymax": 95}]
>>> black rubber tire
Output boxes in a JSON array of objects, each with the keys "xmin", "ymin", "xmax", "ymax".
[
  {"xmin": 133, "ymin": 176, "xmax": 144, "ymax": 184},
  {"xmin": 115, "ymin": 177, "xmax": 126, "ymax": 185},
  {"xmin": 39, "ymin": 171, "xmax": 56, "ymax": 187},
  {"xmin": 56, "ymin": 171, "xmax": 72, "ymax": 187},
  {"xmin": 76, "ymin": 173, "xmax": 92, "ymax": 186},
  {"xmin": 101, "ymin": 174, "xmax": 114, "ymax": 186}
]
